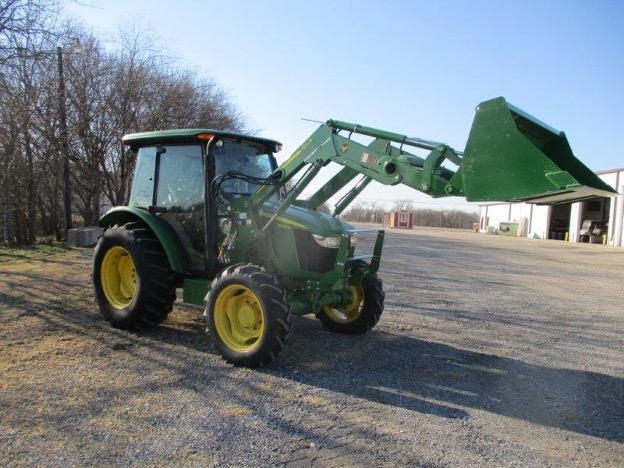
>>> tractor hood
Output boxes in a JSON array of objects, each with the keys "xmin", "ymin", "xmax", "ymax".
[{"xmin": 259, "ymin": 202, "xmax": 350, "ymax": 236}]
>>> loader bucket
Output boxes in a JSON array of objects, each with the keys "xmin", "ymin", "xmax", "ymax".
[{"xmin": 456, "ymin": 97, "xmax": 616, "ymax": 204}]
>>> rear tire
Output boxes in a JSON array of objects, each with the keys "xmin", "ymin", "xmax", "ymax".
[
  {"xmin": 317, "ymin": 262, "xmax": 384, "ymax": 334},
  {"xmin": 206, "ymin": 264, "xmax": 292, "ymax": 367},
  {"xmin": 93, "ymin": 222, "xmax": 176, "ymax": 330}
]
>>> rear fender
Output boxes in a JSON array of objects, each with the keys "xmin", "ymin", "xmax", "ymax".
[{"xmin": 99, "ymin": 206, "xmax": 187, "ymax": 274}]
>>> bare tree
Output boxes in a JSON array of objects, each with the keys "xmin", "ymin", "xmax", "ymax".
[
  {"xmin": 0, "ymin": 0, "xmax": 60, "ymax": 242},
  {"xmin": 341, "ymin": 198, "xmax": 478, "ymax": 230},
  {"xmin": 392, "ymin": 199, "xmax": 414, "ymax": 211},
  {"xmin": 0, "ymin": 1, "xmax": 59, "ymax": 64},
  {"xmin": 1, "ymin": 11, "xmax": 247, "ymax": 243}
]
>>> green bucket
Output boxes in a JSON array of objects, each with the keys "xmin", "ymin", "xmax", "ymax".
[{"xmin": 453, "ymin": 97, "xmax": 617, "ymax": 204}]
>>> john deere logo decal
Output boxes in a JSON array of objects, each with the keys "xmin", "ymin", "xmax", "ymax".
[{"xmin": 339, "ymin": 143, "xmax": 350, "ymax": 153}]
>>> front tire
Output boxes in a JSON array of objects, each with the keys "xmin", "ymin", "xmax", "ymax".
[
  {"xmin": 93, "ymin": 223, "xmax": 176, "ymax": 330},
  {"xmin": 206, "ymin": 264, "xmax": 292, "ymax": 367},
  {"xmin": 317, "ymin": 263, "xmax": 384, "ymax": 334}
]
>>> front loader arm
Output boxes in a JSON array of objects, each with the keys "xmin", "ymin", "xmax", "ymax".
[
  {"xmin": 251, "ymin": 122, "xmax": 464, "ymax": 223},
  {"xmin": 252, "ymin": 97, "xmax": 616, "ymax": 227}
]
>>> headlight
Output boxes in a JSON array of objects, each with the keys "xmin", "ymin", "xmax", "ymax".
[
  {"xmin": 349, "ymin": 234, "xmax": 358, "ymax": 249},
  {"xmin": 312, "ymin": 234, "xmax": 341, "ymax": 249}
]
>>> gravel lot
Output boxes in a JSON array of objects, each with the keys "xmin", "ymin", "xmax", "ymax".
[{"xmin": 1, "ymin": 228, "xmax": 623, "ymax": 466}]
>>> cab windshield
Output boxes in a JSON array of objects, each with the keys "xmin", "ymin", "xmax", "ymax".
[{"xmin": 214, "ymin": 139, "xmax": 276, "ymax": 195}]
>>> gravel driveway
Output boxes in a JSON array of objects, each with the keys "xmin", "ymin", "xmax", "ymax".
[{"xmin": 1, "ymin": 228, "xmax": 623, "ymax": 466}]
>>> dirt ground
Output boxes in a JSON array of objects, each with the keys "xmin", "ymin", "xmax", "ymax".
[{"xmin": 1, "ymin": 228, "xmax": 623, "ymax": 467}]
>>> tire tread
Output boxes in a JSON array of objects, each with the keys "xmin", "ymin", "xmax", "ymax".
[
  {"xmin": 206, "ymin": 263, "xmax": 292, "ymax": 367},
  {"xmin": 93, "ymin": 224, "xmax": 177, "ymax": 331}
]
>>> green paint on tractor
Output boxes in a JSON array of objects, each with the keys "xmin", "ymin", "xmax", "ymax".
[{"xmin": 93, "ymin": 97, "xmax": 616, "ymax": 367}]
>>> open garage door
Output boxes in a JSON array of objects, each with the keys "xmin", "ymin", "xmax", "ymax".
[
  {"xmin": 578, "ymin": 198, "xmax": 610, "ymax": 244},
  {"xmin": 548, "ymin": 203, "xmax": 571, "ymax": 240}
]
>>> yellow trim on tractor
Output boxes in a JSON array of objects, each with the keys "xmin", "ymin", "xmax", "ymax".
[
  {"xmin": 100, "ymin": 246, "xmax": 138, "ymax": 309},
  {"xmin": 213, "ymin": 284, "xmax": 266, "ymax": 353}
]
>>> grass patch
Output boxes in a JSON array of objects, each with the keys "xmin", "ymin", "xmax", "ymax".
[{"xmin": 0, "ymin": 240, "xmax": 84, "ymax": 264}]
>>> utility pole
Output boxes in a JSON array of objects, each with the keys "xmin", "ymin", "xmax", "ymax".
[{"xmin": 57, "ymin": 46, "xmax": 72, "ymax": 233}]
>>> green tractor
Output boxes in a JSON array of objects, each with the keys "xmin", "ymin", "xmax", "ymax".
[{"xmin": 93, "ymin": 97, "xmax": 615, "ymax": 367}]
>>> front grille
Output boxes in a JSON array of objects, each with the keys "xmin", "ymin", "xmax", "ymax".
[{"xmin": 294, "ymin": 229, "xmax": 338, "ymax": 273}]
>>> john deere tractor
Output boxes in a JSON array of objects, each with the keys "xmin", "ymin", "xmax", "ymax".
[{"xmin": 93, "ymin": 97, "xmax": 615, "ymax": 367}]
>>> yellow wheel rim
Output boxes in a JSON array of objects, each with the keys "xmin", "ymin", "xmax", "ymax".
[
  {"xmin": 100, "ymin": 246, "xmax": 138, "ymax": 309},
  {"xmin": 213, "ymin": 284, "xmax": 265, "ymax": 353},
  {"xmin": 323, "ymin": 285, "xmax": 364, "ymax": 323}
]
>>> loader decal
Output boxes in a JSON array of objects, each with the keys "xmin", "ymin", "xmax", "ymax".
[{"xmin": 361, "ymin": 152, "xmax": 378, "ymax": 168}]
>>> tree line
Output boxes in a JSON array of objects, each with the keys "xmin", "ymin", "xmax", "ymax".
[
  {"xmin": 1, "ymin": 0, "xmax": 244, "ymax": 244},
  {"xmin": 341, "ymin": 200, "xmax": 479, "ymax": 230},
  {"xmin": 0, "ymin": 1, "xmax": 478, "ymax": 245}
]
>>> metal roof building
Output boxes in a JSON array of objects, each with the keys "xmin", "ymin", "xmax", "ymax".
[{"xmin": 478, "ymin": 168, "xmax": 624, "ymax": 247}]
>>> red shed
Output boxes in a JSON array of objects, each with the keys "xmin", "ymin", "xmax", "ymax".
[{"xmin": 385, "ymin": 210, "xmax": 415, "ymax": 229}]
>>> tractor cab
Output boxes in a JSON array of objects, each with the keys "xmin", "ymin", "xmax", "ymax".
[{"xmin": 122, "ymin": 129, "xmax": 282, "ymax": 275}]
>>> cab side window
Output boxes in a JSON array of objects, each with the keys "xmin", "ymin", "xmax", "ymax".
[
  {"xmin": 156, "ymin": 145, "xmax": 204, "ymax": 211},
  {"xmin": 128, "ymin": 147, "xmax": 157, "ymax": 208}
]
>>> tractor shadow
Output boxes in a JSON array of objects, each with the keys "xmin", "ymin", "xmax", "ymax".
[
  {"xmin": 262, "ymin": 316, "xmax": 624, "ymax": 443},
  {"xmin": 2, "ymin": 259, "xmax": 622, "ymax": 444}
]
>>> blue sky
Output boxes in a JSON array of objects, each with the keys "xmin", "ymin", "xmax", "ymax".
[{"xmin": 64, "ymin": 0, "xmax": 624, "ymax": 211}]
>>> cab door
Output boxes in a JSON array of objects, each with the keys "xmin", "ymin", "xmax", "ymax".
[
  {"xmin": 155, "ymin": 144, "xmax": 206, "ymax": 274},
  {"xmin": 129, "ymin": 144, "xmax": 206, "ymax": 274}
]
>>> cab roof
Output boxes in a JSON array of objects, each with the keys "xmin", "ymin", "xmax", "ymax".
[{"xmin": 122, "ymin": 128, "xmax": 281, "ymax": 148}]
